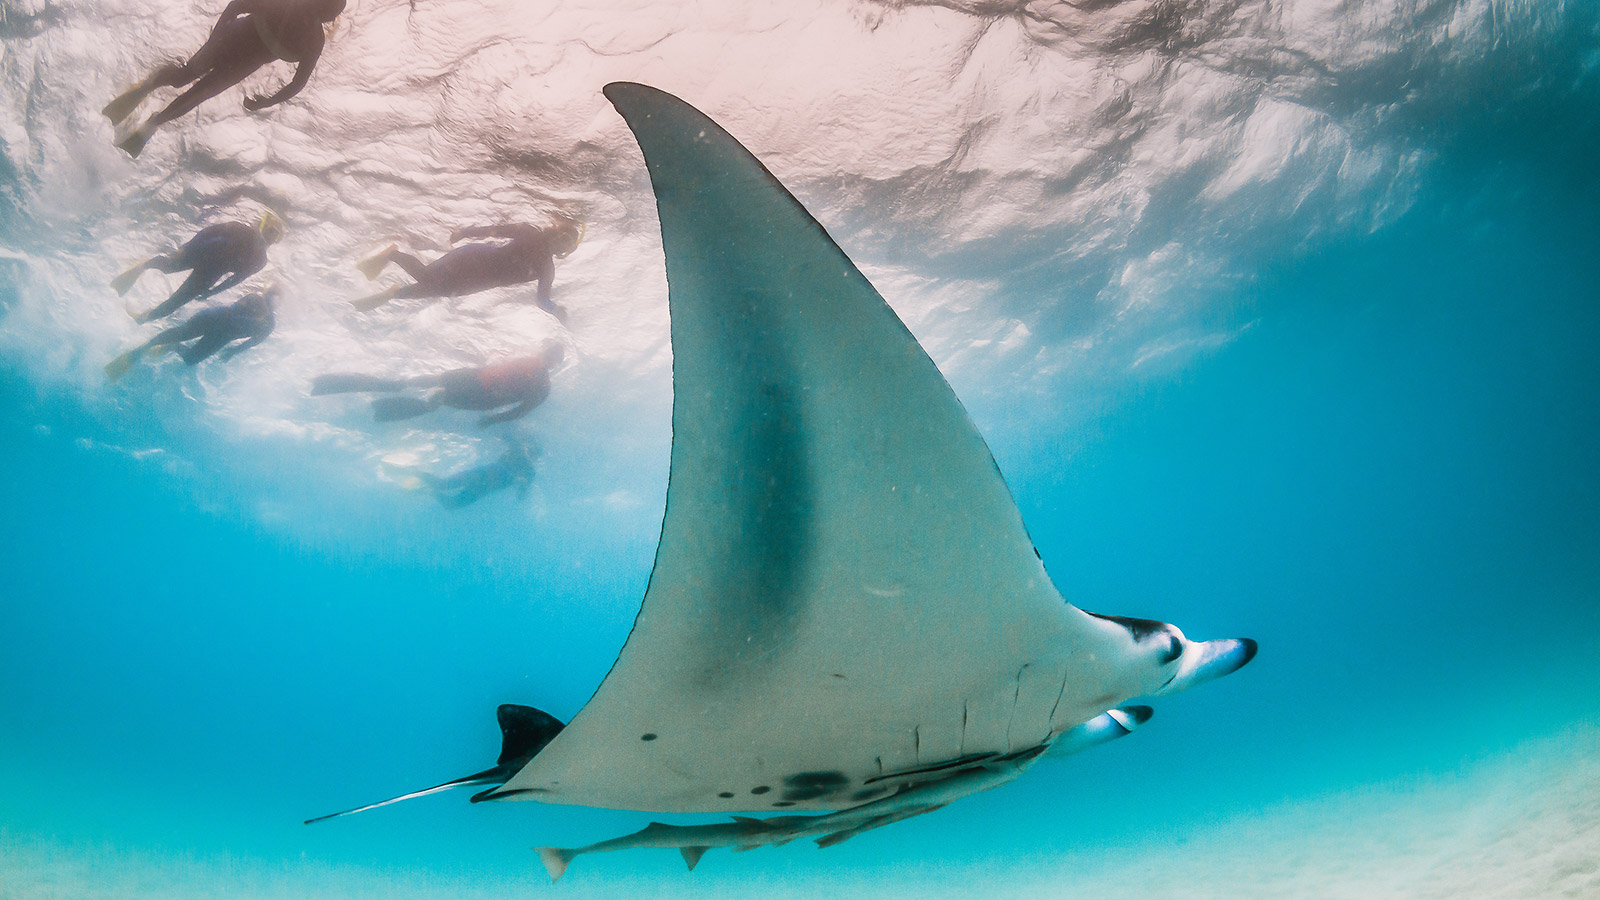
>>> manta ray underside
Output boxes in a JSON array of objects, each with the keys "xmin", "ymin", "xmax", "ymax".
[{"xmin": 309, "ymin": 82, "xmax": 1256, "ymax": 880}]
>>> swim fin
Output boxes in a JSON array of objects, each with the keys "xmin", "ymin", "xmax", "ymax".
[
  {"xmin": 310, "ymin": 372, "xmax": 408, "ymax": 395},
  {"xmin": 351, "ymin": 286, "xmax": 400, "ymax": 311},
  {"xmin": 110, "ymin": 259, "xmax": 152, "ymax": 296},
  {"xmin": 115, "ymin": 121, "xmax": 154, "ymax": 159},
  {"xmin": 104, "ymin": 348, "xmax": 142, "ymax": 382},
  {"xmin": 370, "ymin": 396, "xmax": 435, "ymax": 422},
  {"xmin": 102, "ymin": 80, "xmax": 154, "ymax": 124},
  {"xmin": 356, "ymin": 244, "xmax": 397, "ymax": 280}
]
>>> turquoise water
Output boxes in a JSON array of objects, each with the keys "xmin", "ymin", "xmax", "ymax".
[{"xmin": 5, "ymin": 3, "xmax": 1600, "ymax": 897}]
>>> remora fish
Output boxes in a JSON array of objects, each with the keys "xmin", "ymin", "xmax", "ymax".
[{"xmin": 533, "ymin": 706, "xmax": 1154, "ymax": 881}]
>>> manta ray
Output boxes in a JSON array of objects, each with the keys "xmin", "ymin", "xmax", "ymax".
[{"xmin": 308, "ymin": 82, "xmax": 1256, "ymax": 880}]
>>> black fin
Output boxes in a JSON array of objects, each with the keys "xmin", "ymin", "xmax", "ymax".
[{"xmin": 496, "ymin": 704, "xmax": 565, "ymax": 766}]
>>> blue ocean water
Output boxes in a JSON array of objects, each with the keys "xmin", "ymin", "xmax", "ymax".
[{"xmin": 4, "ymin": 5, "xmax": 1600, "ymax": 899}]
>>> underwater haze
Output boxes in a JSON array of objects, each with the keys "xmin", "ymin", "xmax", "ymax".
[{"xmin": 3, "ymin": 0, "xmax": 1600, "ymax": 897}]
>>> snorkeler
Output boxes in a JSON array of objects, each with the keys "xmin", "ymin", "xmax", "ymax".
[
  {"xmin": 112, "ymin": 214, "xmax": 284, "ymax": 323},
  {"xmin": 352, "ymin": 220, "xmax": 582, "ymax": 320},
  {"xmin": 103, "ymin": 0, "xmax": 347, "ymax": 158},
  {"xmin": 415, "ymin": 440, "xmax": 537, "ymax": 509},
  {"xmin": 105, "ymin": 285, "xmax": 278, "ymax": 382},
  {"xmin": 310, "ymin": 345, "xmax": 564, "ymax": 428}
]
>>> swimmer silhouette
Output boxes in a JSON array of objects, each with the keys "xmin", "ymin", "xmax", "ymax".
[
  {"xmin": 105, "ymin": 286, "xmax": 278, "ymax": 382},
  {"xmin": 352, "ymin": 220, "xmax": 582, "ymax": 321},
  {"xmin": 112, "ymin": 214, "xmax": 283, "ymax": 323},
  {"xmin": 104, "ymin": 0, "xmax": 347, "ymax": 158},
  {"xmin": 414, "ymin": 440, "xmax": 537, "ymax": 509},
  {"xmin": 311, "ymin": 346, "xmax": 563, "ymax": 428}
]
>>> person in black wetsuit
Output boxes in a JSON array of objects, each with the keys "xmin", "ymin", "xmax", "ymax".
[
  {"xmin": 112, "ymin": 215, "xmax": 283, "ymax": 323},
  {"xmin": 417, "ymin": 440, "xmax": 537, "ymax": 509},
  {"xmin": 105, "ymin": 286, "xmax": 278, "ymax": 381},
  {"xmin": 310, "ymin": 345, "xmax": 564, "ymax": 428},
  {"xmin": 352, "ymin": 220, "xmax": 582, "ymax": 320},
  {"xmin": 104, "ymin": 0, "xmax": 347, "ymax": 158}
]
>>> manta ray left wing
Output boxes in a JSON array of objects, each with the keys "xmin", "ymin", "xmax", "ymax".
[{"xmin": 491, "ymin": 84, "xmax": 1141, "ymax": 814}]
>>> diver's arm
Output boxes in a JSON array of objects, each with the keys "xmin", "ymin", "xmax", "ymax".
[
  {"xmin": 452, "ymin": 224, "xmax": 538, "ymax": 243},
  {"xmin": 243, "ymin": 38, "xmax": 323, "ymax": 110},
  {"xmin": 451, "ymin": 225, "xmax": 498, "ymax": 242},
  {"xmin": 535, "ymin": 257, "xmax": 555, "ymax": 309}
]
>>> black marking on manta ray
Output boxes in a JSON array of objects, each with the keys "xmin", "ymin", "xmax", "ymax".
[
  {"xmin": 718, "ymin": 791, "xmax": 735, "ymax": 798},
  {"xmin": 780, "ymin": 771, "xmax": 850, "ymax": 802},
  {"xmin": 1047, "ymin": 666, "xmax": 1072, "ymax": 727},
  {"xmin": 470, "ymin": 787, "xmax": 542, "ymax": 803},
  {"xmin": 1086, "ymin": 612, "xmax": 1166, "ymax": 642},
  {"xmin": 862, "ymin": 752, "xmax": 1000, "ymax": 785},
  {"xmin": 850, "ymin": 787, "xmax": 889, "ymax": 802},
  {"xmin": 1005, "ymin": 665, "xmax": 1027, "ymax": 752},
  {"xmin": 1087, "ymin": 612, "xmax": 1183, "ymax": 664},
  {"xmin": 1002, "ymin": 745, "xmax": 1049, "ymax": 764},
  {"xmin": 679, "ymin": 350, "xmax": 813, "ymax": 687},
  {"xmin": 772, "ymin": 801, "xmax": 795, "ymax": 807},
  {"xmin": 640, "ymin": 733, "xmax": 658, "ymax": 741},
  {"xmin": 751, "ymin": 786, "xmax": 771, "ymax": 795}
]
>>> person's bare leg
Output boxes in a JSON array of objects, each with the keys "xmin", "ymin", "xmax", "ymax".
[{"xmin": 117, "ymin": 23, "xmax": 271, "ymax": 157}]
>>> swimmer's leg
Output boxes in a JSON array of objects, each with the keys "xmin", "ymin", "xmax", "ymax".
[
  {"xmin": 118, "ymin": 30, "xmax": 271, "ymax": 157},
  {"xmin": 145, "ymin": 317, "xmax": 209, "ymax": 349},
  {"xmin": 370, "ymin": 390, "xmax": 445, "ymax": 423},
  {"xmin": 103, "ymin": 56, "xmax": 204, "ymax": 123},
  {"xmin": 143, "ymin": 66, "xmax": 241, "ymax": 128},
  {"xmin": 178, "ymin": 332, "xmax": 231, "ymax": 365},
  {"xmin": 133, "ymin": 269, "xmax": 216, "ymax": 323},
  {"xmin": 418, "ymin": 472, "xmax": 469, "ymax": 509},
  {"xmin": 352, "ymin": 281, "xmax": 436, "ymax": 312},
  {"xmin": 385, "ymin": 252, "xmax": 433, "ymax": 282}
]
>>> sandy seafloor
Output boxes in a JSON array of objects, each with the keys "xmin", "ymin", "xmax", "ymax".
[
  {"xmin": 4, "ymin": 0, "xmax": 1600, "ymax": 898},
  {"xmin": 4, "ymin": 723, "xmax": 1597, "ymax": 899}
]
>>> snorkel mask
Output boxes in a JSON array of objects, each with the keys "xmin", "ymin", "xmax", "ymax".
[
  {"xmin": 257, "ymin": 210, "xmax": 286, "ymax": 244},
  {"xmin": 554, "ymin": 219, "xmax": 584, "ymax": 259}
]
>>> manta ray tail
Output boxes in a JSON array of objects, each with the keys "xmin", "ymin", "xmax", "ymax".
[
  {"xmin": 302, "ymin": 769, "xmax": 503, "ymax": 824},
  {"xmin": 535, "ymin": 846, "xmax": 575, "ymax": 882},
  {"xmin": 306, "ymin": 704, "xmax": 564, "ymax": 823}
]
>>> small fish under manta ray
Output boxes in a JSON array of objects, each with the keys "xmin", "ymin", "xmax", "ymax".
[{"xmin": 307, "ymin": 82, "xmax": 1258, "ymax": 881}]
